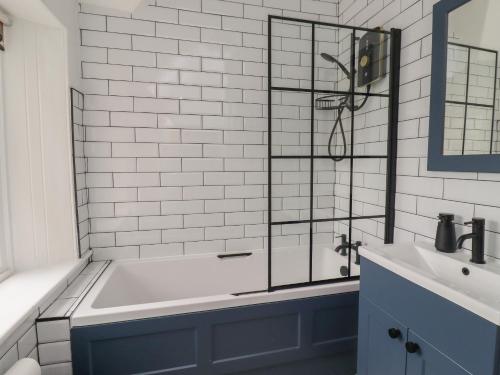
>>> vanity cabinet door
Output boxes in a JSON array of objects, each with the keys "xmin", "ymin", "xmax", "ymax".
[
  {"xmin": 357, "ymin": 297, "xmax": 407, "ymax": 375},
  {"xmin": 405, "ymin": 331, "xmax": 472, "ymax": 375}
]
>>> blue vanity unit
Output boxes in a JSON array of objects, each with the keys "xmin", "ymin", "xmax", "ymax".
[
  {"xmin": 357, "ymin": 254, "xmax": 500, "ymax": 375},
  {"xmin": 71, "ymin": 293, "xmax": 358, "ymax": 375}
]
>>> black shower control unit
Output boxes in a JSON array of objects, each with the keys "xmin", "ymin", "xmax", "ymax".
[{"xmin": 357, "ymin": 29, "xmax": 388, "ymax": 87}]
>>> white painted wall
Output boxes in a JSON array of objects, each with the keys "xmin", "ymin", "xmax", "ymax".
[{"xmin": 0, "ymin": 0, "xmax": 81, "ymax": 270}]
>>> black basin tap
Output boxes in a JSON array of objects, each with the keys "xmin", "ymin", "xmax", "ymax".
[
  {"xmin": 352, "ymin": 241, "xmax": 362, "ymax": 265},
  {"xmin": 457, "ymin": 218, "xmax": 485, "ymax": 264},
  {"xmin": 334, "ymin": 234, "xmax": 349, "ymax": 256}
]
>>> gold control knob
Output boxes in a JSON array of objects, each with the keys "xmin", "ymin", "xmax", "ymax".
[{"xmin": 360, "ymin": 55, "xmax": 369, "ymax": 68}]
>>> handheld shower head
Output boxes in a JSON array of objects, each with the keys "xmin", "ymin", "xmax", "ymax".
[{"xmin": 320, "ymin": 52, "xmax": 351, "ymax": 79}]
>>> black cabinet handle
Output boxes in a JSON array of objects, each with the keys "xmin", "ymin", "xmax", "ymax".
[
  {"xmin": 387, "ymin": 328, "xmax": 401, "ymax": 339},
  {"xmin": 405, "ymin": 342, "xmax": 420, "ymax": 353}
]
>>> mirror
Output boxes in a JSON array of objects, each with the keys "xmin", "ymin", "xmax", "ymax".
[{"xmin": 429, "ymin": 0, "xmax": 500, "ymax": 172}]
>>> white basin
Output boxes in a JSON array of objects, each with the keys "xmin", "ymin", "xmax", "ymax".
[{"xmin": 360, "ymin": 242, "xmax": 500, "ymax": 325}]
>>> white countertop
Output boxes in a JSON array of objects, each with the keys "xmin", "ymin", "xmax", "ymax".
[{"xmin": 360, "ymin": 242, "xmax": 500, "ymax": 325}]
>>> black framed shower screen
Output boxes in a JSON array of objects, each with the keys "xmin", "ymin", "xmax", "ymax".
[{"xmin": 267, "ymin": 16, "xmax": 401, "ymax": 291}]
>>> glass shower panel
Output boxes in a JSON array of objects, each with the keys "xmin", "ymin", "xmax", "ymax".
[
  {"xmin": 352, "ymin": 96, "xmax": 389, "ymax": 156},
  {"xmin": 270, "ymin": 223, "xmax": 309, "ymax": 287},
  {"xmin": 313, "ymin": 158, "xmax": 350, "ymax": 220},
  {"xmin": 271, "ymin": 91, "xmax": 310, "ymax": 157},
  {"xmin": 312, "ymin": 220, "xmax": 350, "ymax": 282},
  {"xmin": 271, "ymin": 20, "xmax": 312, "ymax": 90},
  {"xmin": 271, "ymin": 159, "xmax": 310, "ymax": 223},
  {"xmin": 352, "ymin": 158, "xmax": 387, "ymax": 218}
]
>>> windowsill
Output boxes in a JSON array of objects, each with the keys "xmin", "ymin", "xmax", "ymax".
[{"xmin": 0, "ymin": 254, "xmax": 90, "ymax": 347}]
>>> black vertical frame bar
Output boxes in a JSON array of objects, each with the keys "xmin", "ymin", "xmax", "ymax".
[
  {"xmin": 347, "ymin": 31, "xmax": 356, "ymax": 277},
  {"xmin": 308, "ymin": 24, "xmax": 316, "ymax": 283},
  {"xmin": 384, "ymin": 29, "xmax": 401, "ymax": 244},
  {"xmin": 267, "ymin": 16, "xmax": 273, "ymax": 291},
  {"xmin": 489, "ymin": 51, "xmax": 498, "ymax": 154},
  {"xmin": 461, "ymin": 47, "xmax": 471, "ymax": 155},
  {"xmin": 70, "ymin": 88, "xmax": 83, "ymax": 258}
]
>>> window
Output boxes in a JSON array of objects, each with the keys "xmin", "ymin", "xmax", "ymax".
[{"xmin": 0, "ymin": 50, "xmax": 11, "ymax": 282}]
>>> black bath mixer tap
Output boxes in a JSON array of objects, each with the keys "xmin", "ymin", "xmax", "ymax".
[
  {"xmin": 352, "ymin": 241, "xmax": 362, "ymax": 265},
  {"xmin": 334, "ymin": 234, "xmax": 349, "ymax": 256}
]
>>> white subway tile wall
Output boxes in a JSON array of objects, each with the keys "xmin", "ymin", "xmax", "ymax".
[
  {"xmin": 80, "ymin": 0, "xmax": 343, "ymax": 260},
  {"xmin": 339, "ymin": 0, "xmax": 500, "ymax": 260}
]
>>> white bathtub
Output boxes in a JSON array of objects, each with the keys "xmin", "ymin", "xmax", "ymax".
[{"xmin": 72, "ymin": 247, "xmax": 359, "ymax": 327}]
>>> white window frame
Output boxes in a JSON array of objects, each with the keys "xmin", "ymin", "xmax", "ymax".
[{"xmin": 0, "ymin": 50, "xmax": 12, "ymax": 282}]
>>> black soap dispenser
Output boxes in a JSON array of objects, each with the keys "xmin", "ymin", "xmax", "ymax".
[{"xmin": 435, "ymin": 213, "xmax": 457, "ymax": 253}]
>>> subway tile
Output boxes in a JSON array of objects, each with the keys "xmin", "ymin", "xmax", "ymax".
[
  {"xmin": 180, "ymin": 71, "xmax": 222, "ymax": 87},
  {"xmin": 133, "ymin": 67, "xmax": 179, "ymax": 84},
  {"xmin": 92, "ymin": 246, "xmax": 140, "ymax": 261},
  {"xmin": 81, "ymin": 30, "xmax": 132, "ymax": 49},
  {"xmin": 87, "ymin": 158, "xmax": 136, "ymax": 172},
  {"xmin": 179, "ymin": 41, "xmax": 222, "ymax": 58},
  {"xmin": 139, "ymin": 215, "xmax": 183, "ymax": 230},
  {"xmin": 161, "ymin": 172, "xmax": 203, "ymax": 186},
  {"xmin": 205, "ymin": 225, "xmax": 244, "ymax": 240},
  {"xmin": 134, "ymin": 98, "xmax": 179, "ymax": 114},
  {"xmin": 185, "ymin": 240, "xmax": 225, "ymax": 254},
  {"xmin": 116, "ymin": 230, "xmax": 161, "ymax": 246},
  {"xmin": 159, "ymin": 144, "xmax": 203, "ymax": 157},
  {"xmin": 115, "ymin": 201, "xmax": 160, "ymax": 216},
  {"xmin": 140, "ymin": 243, "xmax": 184, "ymax": 258},
  {"xmin": 107, "ymin": 17, "xmax": 155, "ymax": 36},
  {"xmin": 108, "ymin": 49, "xmax": 156, "ymax": 67},
  {"xmin": 81, "ymin": 46, "xmax": 108, "ymax": 63},
  {"xmin": 86, "ymin": 127, "xmax": 135, "ymax": 142},
  {"xmin": 162, "ymin": 228, "xmax": 204, "ymax": 243},
  {"xmin": 161, "ymin": 200, "xmax": 204, "ymax": 215},
  {"xmin": 180, "ymin": 100, "xmax": 222, "ymax": 115},
  {"xmin": 202, "ymin": 58, "xmax": 242, "ymax": 74},
  {"xmin": 158, "ymin": 84, "xmax": 201, "ymax": 100},
  {"xmin": 133, "ymin": 5, "xmax": 178, "ymax": 23},
  {"xmin": 183, "ymin": 186, "xmax": 224, "ymax": 200},
  {"xmin": 156, "ymin": 23, "xmax": 201, "ymax": 41},
  {"xmin": 83, "ymin": 63, "xmax": 132, "ymax": 81},
  {"xmin": 91, "ymin": 217, "xmax": 138, "ymax": 232},
  {"xmin": 156, "ymin": 0, "xmax": 201, "ymax": 11},
  {"xmin": 182, "ymin": 158, "xmax": 223, "ymax": 171},
  {"xmin": 113, "ymin": 143, "xmax": 159, "ymax": 157},
  {"xmin": 136, "ymin": 129, "xmax": 181, "ymax": 143},
  {"xmin": 37, "ymin": 320, "xmax": 70, "ymax": 344},
  {"xmin": 114, "ymin": 172, "xmax": 160, "ymax": 187},
  {"xmin": 138, "ymin": 187, "xmax": 183, "ymax": 201},
  {"xmin": 181, "ymin": 129, "xmax": 222, "ymax": 144},
  {"xmin": 180, "ymin": 11, "xmax": 221, "ymax": 28},
  {"xmin": 90, "ymin": 188, "xmax": 138, "ymax": 203},
  {"xmin": 85, "ymin": 95, "xmax": 133, "ymax": 111},
  {"xmin": 110, "ymin": 112, "xmax": 157, "ymax": 128},
  {"xmin": 132, "ymin": 35, "xmax": 178, "ymax": 54},
  {"xmin": 184, "ymin": 213, "xmax": 224, "ymax": 228},
  {"xmin": 137, "ymin": 158, "xmax": 182, "ymax": 172},
  {"xmin": 201, "ymin": 28, "xmax": 242, "ymax": 46},
  {"xmin": 38, "ymin": 341, "xmax": 71, "ymax": 365},
  {"xmin": 203, "ymin": 0, "xmax": 243, "ymax": 17},
  {"xmin": 204, "ymin": 172, "xmax": 244, "ymax": 185},
  {"xmin": 159, "ymin": 114, "xmax": 202, "ymax": 129}
]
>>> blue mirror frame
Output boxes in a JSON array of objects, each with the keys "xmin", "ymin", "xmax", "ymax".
[{"xmin": 428, "ymin": 0, "xmax": 500, "ymax": 172}]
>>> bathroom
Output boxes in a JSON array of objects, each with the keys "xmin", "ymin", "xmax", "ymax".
[{"xmin": 0, "ymin": 0, "xmax": 499, "ymax": 373}]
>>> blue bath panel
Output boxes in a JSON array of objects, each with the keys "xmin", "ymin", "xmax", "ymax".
[{"xmin": 71, "ymin": 292, "xmax": 359, "ymax": 374}]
